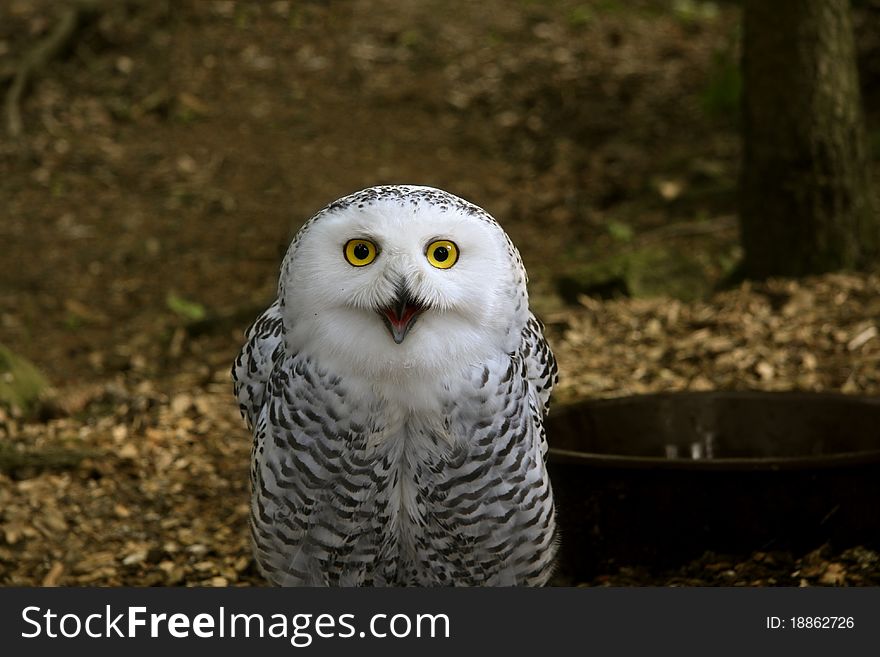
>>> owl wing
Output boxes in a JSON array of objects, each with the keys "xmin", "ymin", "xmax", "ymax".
[
  {"xmin": 519, "ymin": 313, "xmax": 558, "ymax": 416},
  {"xmin": 232, "ymin": 299, "xmax": 285, "ymax": 430},
  {"xmin": 517, "ymin": 313, "xmax": 557, "ymax": 461}
]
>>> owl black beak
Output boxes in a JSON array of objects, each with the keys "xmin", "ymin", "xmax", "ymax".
[{"xmin": 378, "ymin": 290, "xmax": 424, "ymax": 344}]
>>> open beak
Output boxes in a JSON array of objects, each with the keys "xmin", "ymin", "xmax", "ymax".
[{"xmin": 378, "ymin": 291, "xmax": 424, "ymax": 344}]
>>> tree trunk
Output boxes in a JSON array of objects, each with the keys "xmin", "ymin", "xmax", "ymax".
[{"xmin": 740, "ymin": 0, "xmax": 878, "ymax": 278}]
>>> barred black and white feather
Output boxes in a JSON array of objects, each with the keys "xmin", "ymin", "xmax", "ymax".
[{"xmin": 233, "ymin": 185, "xmax": 557, "ymax": 586}]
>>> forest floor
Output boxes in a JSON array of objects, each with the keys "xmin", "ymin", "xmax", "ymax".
[{"xmin": 1, "ymin": 0, "xmax": 879, "ymax": 586}]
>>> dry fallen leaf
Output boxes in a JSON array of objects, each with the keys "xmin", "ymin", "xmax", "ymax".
[
  {"xmin": 41, "ymin": 561, "xmax": 64, "ymax": 587},
  {"xmin": 818, "ymin": 563, "xmax": 846, "ymax": 586}
]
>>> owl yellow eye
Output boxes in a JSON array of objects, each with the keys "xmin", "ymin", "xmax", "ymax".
[
  {"xmin": 344, "ymin": 239, "xmax": 378, "ymax": 266},
  {"xmin": 425, "ymin": 240, "xmax": 459, "ymax": 269}
]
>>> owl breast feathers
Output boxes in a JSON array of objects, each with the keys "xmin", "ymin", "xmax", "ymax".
[{"xmin": 232, "ymin": 185, "xmax": 558, "ymax": 586}]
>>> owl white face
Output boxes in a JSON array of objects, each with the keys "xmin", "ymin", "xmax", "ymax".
[{"xmin": 280, "ymin": 186, "xmax": 528, "ymax": 381}]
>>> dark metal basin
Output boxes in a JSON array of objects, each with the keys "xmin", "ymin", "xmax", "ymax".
[{"xmin": 546, "ymin": 391, "xmax": 880, "ymax": 580}]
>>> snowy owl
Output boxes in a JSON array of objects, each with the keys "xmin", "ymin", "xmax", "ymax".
[{"xmin": 232, "ymin": 185, "xmax": 558, "ymax": 586}]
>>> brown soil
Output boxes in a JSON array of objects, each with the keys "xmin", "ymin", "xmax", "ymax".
[{"xmin": 1, "ymin": 0, "xmax": 878, "ymax": 586}]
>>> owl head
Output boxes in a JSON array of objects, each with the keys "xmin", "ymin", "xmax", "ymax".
[{"xmin": 278, "ymin": 186, "xmax": 530, "ymax": 382}]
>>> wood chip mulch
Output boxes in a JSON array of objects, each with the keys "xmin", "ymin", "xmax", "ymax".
[{"xmin": 1, "ymin": 271, "xmax": 879, "ymax": 586}]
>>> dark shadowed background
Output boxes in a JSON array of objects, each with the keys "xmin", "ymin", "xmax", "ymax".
[{"xmin": 1, "ymin": 0, "xmax": 879, "ymax": 587}]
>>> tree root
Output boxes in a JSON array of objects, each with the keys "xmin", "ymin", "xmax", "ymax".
[
  {"xmin": 0, "ymin": 443, "xmax": 97, "ymax": 475},
  {"xmin": 4, "ymin": 1, "xmax": 99, "ymax": 138}
]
